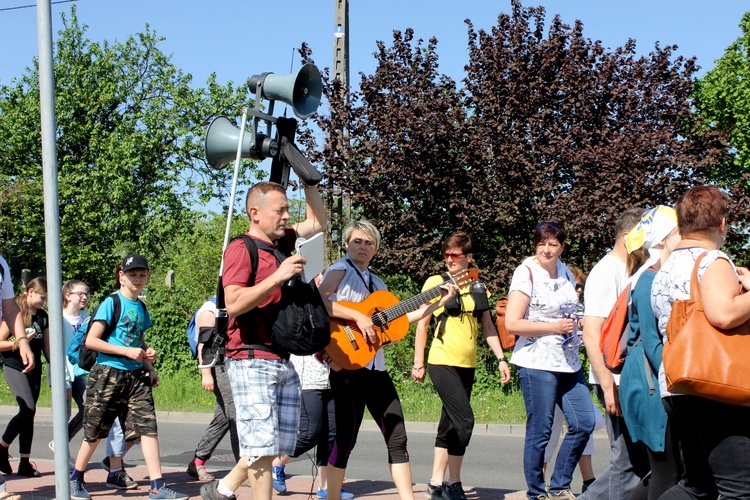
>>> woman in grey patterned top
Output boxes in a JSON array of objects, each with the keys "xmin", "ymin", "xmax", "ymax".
[{"xmin": 651, "ymin": 185, "xmax": 750, "ymax": 499}]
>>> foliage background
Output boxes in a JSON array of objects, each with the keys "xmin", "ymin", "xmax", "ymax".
[{"xmin": 0, "ymin": 2, "xmax": 748, "ymax": 419}]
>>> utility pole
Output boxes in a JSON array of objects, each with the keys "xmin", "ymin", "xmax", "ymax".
[
  {"xmin": 328, "ymin": 0, "xmax": 350, "ymax": 258},
  {"xmin": 333, "ymin": 0, "xmax": 349, "ymax": 87}
]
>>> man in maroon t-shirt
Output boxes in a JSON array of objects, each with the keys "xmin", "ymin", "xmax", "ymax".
[{"xmin": 201, "ymin": 181, "xmax": 326, "ymax": 500}]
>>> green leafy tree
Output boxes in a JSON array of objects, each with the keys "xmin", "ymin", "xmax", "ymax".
[
  {"xmin": 693, "ymin": 11, "xmax": 750, "ymax": 187},
  {"xmin": 692, "ymin": 11, "xmax": 750, "ymax": 263},
  {"xmin": 305, "ymin": 1, "xmax": 729, "ymax": 294},
  {"xmin": 0, "ymin": 7, "xmax": 258, "ymax": 292}
]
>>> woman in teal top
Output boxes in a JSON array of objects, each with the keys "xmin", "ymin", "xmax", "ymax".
[{"xmin": 619, "ymin": 206, "xmax": 682, "ymax": 499}]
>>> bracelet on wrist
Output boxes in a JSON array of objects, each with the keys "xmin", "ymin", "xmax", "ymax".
[
  {"xmin": 412, "ymin": 365, "xmax": 424, "ymax": 370},
  {"xmin": 497, "ymin": 357, "xmax": 508, "ymax": 363}
]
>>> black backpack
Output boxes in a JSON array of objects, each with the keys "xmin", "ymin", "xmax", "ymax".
[
  {"xmin": 77, "ymin": 293, "xmax": 147, "ymax": 371},
  {"xmin": 203, "ymin": 234, "xmax": 330, "ymax": 363}
]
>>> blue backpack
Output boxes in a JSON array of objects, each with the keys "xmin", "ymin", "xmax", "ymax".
[{"xmin": 188, "ymin": 297, "xmax": 216, "ymax": 359}]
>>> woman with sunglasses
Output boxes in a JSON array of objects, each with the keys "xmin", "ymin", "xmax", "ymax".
[
  {"xmin": 413, "ymin": 231, "xmax": 510, "ymax": 500},
  {"xmin": 505, "ymin": 220, "xmax": 595, "ymax": 500}
]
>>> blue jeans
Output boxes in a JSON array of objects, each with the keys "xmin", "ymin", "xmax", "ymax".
[{"xmin": 518, "ymin": 367, "xmax": 595, "ymax": 498}]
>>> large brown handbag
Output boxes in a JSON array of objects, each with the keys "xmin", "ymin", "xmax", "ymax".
[{"xmin": 663, "ymin": 252, "xmax": 750, "ymax": 406}]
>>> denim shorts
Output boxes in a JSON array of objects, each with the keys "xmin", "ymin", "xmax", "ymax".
[{"xmin": 226, "ymin": 357, "xmax": 301, "ymax": 463}]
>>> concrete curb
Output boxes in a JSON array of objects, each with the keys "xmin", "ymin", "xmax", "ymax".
[{"xmin": 7, "ymin": 406, "xmax": 607, "ymax": 439}]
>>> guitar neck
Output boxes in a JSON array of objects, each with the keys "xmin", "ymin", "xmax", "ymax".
[{"xmin": 379, "ymin": 280, "xmax": 450, "ymax": 325}]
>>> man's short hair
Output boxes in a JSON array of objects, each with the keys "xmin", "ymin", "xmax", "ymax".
[
  {"xmin": 343, "ymin": 220, "xmax": 381, "ymax": 251},
  {"xmin": 245, "ymin": 181, "xmax": 286, "ymax": 213},
  {"xmin": 614, "ymin": 207, "xmax": 645, "ymax": 241}
]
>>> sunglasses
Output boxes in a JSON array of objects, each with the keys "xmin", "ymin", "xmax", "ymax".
[
  {"xmin": 443, "ymin": 252, "xmax": 465, "ymax": 261},
  {"xmin": 69, "ymin": 291, "xmax": 89, "ymax": 298}
]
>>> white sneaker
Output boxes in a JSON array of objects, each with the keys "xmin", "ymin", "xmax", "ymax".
[{"xmin": 50, "ymin": 440, "xmax": 76, "ymax": 469}]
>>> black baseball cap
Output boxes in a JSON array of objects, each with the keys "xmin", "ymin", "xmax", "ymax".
[{"xmin": 121, "ymin": 254, "xmax": 149, "ymax": 272}]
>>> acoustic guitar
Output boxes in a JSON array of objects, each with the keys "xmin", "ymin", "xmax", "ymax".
[{"xmin": 321, "ymin": 268, "xmax": 479, "ymax": 371}]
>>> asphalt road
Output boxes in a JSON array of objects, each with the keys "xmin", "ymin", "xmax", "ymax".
[{"xmin": 4, "ymin": 406, "xmax": 609, "ymax": 497}]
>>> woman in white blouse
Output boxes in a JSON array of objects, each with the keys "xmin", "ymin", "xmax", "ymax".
[{"xmin": 505, "ymin": 220, "xmax": 595, "ymax": 500}]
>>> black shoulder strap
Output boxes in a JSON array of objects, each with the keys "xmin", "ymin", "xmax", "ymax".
[
  {"xmin": 216, "ymin": 234, "xmax": 260, "ymax": 309},
  {"xmin": 101, "ymin": 293, "xmax": 120, "ymax": 342},
  {"xmin": 434, "ymin": 313, "xmax": 449, "ymax": 343},
  {"xmin": 240, "ymin": 235, "xmax": 261, "ymax": 287},
  {"xmin": 346, "ymin": 258, "xmax": 375, "ymax": 293}
]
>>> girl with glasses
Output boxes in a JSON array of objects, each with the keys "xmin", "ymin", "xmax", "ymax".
[{"xmin": 48, "ymin": 280, "xmax": 91, "ymax": 467}]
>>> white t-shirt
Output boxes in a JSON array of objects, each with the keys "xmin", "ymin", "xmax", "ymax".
[
  {"xmin": 290, "ymin": 354, "xmax": 330, "ymax": 390},
  {"xmin": 651, "ymin": 247, "xmax": 732, "ymax": 397},
  {"xmin": 0, "ymin": 256, "xmax": 13, "ymax": 323},
  {"xmin": 508, "ymin": 257, "xmax": 581, "ymax": 373},
  {"xmin": 583, "ymin": 252, "xmax": 628, "ymax": 385}
]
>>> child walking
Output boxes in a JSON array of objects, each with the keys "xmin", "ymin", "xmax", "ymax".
[{"xmin": 69, "ymin": 254, "xmax": 188, "ymax": 500}]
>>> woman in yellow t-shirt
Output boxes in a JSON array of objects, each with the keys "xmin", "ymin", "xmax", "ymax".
[{"xmin": 413, "ymin": 231, "xmax": 510, "ymax": 500}]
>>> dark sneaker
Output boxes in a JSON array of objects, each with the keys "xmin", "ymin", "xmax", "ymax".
[
  {"xmin": 0, "ymin": 446, "xmax": 11, "ymax": 475},
  {"xmin": 106, "ymin": 469, "xmax": 138, "ymax": 490},
  {"xmin": 149, "ymin": 483, "xmax": 189, "ymax": 499},
  {"xmin": 16, "ymin": 461, "xmax": 41, "ymax": 477},
  {"xmin": 272, "ymin": 465, "xmax": 287, "ymax": 493},
  {"xmin": 101, "ymin": 456, "xmax": 111, "ymax": 471},
  {"xmin": 200, "ymin": 481, "xmax": 237, "ymax": 500},
  {"xmin": 444, "ymin": 481, "xmax": 467, "ymax": 500},
  {"xmin": 425, "ymin": 482, "xmax": 446, "ymax": 500},
  {"xmin": 187, "ymin": 459, "xmax": 215, "ymax": 482},
  {"xmin": 71, "ymin": 477, "xmax": 91, "ymax": 500}
]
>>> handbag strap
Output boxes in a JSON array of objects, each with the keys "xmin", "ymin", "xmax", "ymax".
[{"xmin": 689, "ymin": 252, "xmax": 709, "ymax": 313}]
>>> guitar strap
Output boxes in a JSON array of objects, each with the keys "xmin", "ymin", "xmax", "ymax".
[{"xmin": 346, "ymin": 258, "xmax": 375, "ymax": 294}]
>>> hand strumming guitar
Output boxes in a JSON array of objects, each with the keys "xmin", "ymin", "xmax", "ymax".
[{"xmin": 355, "ymin": 312, "xmax": 377, "ymax": 344}]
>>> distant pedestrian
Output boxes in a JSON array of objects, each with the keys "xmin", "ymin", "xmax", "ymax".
[
  {"xmin": 579, "ymin": 208, "xmax": 650, "ymax": 500},
  {"xmin": 48, "ymin": 279, "xmax": 90, "ymax": 468},
  {"xmin": 0, "ymin": 277, "xmax": 51, "ymax": 478},
  {"xmin": 270, "ymin": 354, "xmax": 350, "ymax": 499},
  {"xmin": 186, "ymin": 297, "xmax": 240, "ymax": 482}
]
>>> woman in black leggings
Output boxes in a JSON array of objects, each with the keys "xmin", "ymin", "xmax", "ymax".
[
  {"xmin": 318, "ymin": 220, "xmax": 458, "ymax": 500},
  {"xmin": 0, "ymin": 277, "xmax": 50, "ymax": 477}
]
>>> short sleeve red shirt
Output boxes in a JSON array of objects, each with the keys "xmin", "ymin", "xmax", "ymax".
[{"xmin": 222, "ymin": 228, "xmax": 296, "ymax": 360}]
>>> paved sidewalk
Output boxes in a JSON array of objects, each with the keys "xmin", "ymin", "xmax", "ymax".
[
  {"xmin": 2, "ymin": 458, "xmax": 528, "ymax": 499},
  {"xmin": 0, "ymin": 407, "xmax": 540, "ymax": 499}
]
